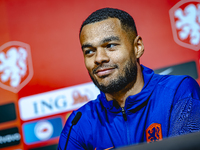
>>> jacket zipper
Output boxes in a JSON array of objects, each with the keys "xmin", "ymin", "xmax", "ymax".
[
  {"xmin": 121, "ymin": 107, "xmax": 127, "ymax": 121},
  {"xmin": 121, "ymin": 107, "xmax": 131, "ymax": 144}
]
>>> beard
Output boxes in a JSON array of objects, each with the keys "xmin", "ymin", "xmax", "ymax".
[{"xmin": 89, "ymin": 58, "xmax": 138, "ymax": 93}]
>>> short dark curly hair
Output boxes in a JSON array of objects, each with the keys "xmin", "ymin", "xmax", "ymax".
[{"xmin": 79, "ymin": 7, "xmax": 138, "ymax": 37}]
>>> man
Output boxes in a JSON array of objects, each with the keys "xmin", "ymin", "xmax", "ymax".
[{"xmin": 58, "ymin": 8, "xmax": 200, "ymax": 150}]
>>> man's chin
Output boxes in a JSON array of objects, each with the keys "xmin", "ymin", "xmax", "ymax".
[
  {"xmin": 92, "ymin": 80, "xmax": 111, "ymax": 91},
  {"xmin": 89, "ymin": 74, "xmax": 119, "ymax": 92},
  {"xmin": 95, "ymin": 78, "xmax": 112, "ymax": 86},
  {"xmin": 95, "ymin": 81, "xmax": 110, "ymax": 88}
]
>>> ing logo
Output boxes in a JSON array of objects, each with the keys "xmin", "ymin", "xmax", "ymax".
[
  {"xmin": 0, "ymin": 41, "xmax": 33, "ymax": 93},
  {"xmin": 169, "ymin": 0, "xmax": 200, "ymax": 51},
  {"xmin": 146, "ymin": 123, "xmax": 163, "ymax": 143}
]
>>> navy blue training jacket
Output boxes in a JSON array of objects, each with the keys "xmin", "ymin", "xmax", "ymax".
[{"xmin": 58, "ymin": 65, "xmax": 200, "ymax": 150}]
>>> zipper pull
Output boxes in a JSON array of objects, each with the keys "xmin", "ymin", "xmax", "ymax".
[{"xmin": 121, "ymin": 107, "xmax": 127, "ymax": 121}]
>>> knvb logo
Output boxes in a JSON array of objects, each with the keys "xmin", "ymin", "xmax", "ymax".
[
  {"xmin": 169, "ymin": 0, "xmax": 200, "ymax": 51},
  {"xmin": 146, "ymin": 123, "xmax": 163, "ymax": 143},
  {"xmin": 0, "ymin": 41, "xmax": 33, "ymax": 93}
]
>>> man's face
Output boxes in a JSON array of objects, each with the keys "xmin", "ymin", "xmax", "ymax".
[{"xmin": 80, "ymin": 18, "xmax": 138, "ymax": 93}]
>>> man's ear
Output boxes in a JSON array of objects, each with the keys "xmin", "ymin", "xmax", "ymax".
[{"xmin": 134, "ymin": 35, "xmax": 144, "ymax": 59}]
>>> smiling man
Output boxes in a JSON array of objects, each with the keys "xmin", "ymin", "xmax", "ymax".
[{"xmin": 58, "ymin": 8, "xmax": 200, "ymax": 150}]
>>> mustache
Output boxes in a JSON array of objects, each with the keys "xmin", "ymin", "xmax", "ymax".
[{"xmin": 92, "ymin": 64, "xmax": 118, "ymax": 74}]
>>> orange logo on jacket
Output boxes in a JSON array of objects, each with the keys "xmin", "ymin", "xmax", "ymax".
[{"xmin": 146, "ymin": 123, "xmax": 163, "ymax": 142}]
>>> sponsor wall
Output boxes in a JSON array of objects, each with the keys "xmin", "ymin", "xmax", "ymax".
[{"xmin": 0, "ymin": 0, "xmax": 199, "ymax": 149}]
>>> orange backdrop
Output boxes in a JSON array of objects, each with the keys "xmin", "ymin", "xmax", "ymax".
[{"xmin": 0, "ymin": 0, "xmax": 199, "ymax": 150}]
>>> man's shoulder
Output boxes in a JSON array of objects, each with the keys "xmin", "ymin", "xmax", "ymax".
[
  {"xmin": 142, "ymin": 65, "xmax": 197, "ymax": 91},
  {"xmin": 155, "ymin": 74, "xmax": 200, "ymax": 100},
  {"xmin": 156, "ymin": 74, "xmax": 197, "ymax": 90}
]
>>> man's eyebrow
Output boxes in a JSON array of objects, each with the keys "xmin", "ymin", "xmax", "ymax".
[
  {"xmin": 81, "ymin": 36, "xmax": 120, "ymax": 50},
  {"xmin": 101, "ymin": 36, "xmax": 120, "ymax": 44},
  {"xmin": 81, "ymin": 44, "xmax": 93, "ymax": 50}
]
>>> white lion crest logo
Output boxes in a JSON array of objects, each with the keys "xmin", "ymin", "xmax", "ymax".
[
  {"xmin": 169, "ymin": 0, "xmax": 200, "ymax": 51},
  {"xmin": 0, "ymin": 47, "xmax": 27, "ymax": 87},
  {"xmin": 175, "ymin": 3, "xmax": 200, "ymax": 45},
  {"xmin": 0, "ymin": 41, "xmax": 33, "ymax": 93}
]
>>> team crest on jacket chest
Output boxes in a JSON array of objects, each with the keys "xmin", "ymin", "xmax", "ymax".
[{"xmin": 146, "ymin": 123, "xmax": 163, "ymax": 142}]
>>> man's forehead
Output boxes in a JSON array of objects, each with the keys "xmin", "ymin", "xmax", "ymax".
[
  {"xmin": 80, "ymin": 18, "xmax": 123, "ymax": 44},
  {"xmin": 81, "ymin": 18, "xmax": 122, "ymax": 34}
]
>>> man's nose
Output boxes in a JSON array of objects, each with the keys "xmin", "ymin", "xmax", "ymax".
[{"xmin": 94, "ymin": 48, "xmax": 110, "ymax": 65}]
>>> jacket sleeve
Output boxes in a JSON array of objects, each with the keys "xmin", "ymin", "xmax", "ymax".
[
  {"xmin": 57, "ymin": 112, "xmax": 86, "ymax": 150},
  {"xmin": 169, "ymin": 76, "xmax": 200, "ymax": 137}
]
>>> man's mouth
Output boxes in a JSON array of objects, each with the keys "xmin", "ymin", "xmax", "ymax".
[{"xmin": 93, "ymin": 65, "xmax": 118, "ymax": 78}]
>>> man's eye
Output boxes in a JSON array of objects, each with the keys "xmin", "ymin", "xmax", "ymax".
[
  {"xmin": 84, "ymin": 50, "xmax": 94, "ymax": 55},
  {"xmin": 106, "ymin": 44, "xmax": 116, "ymax": 48}
]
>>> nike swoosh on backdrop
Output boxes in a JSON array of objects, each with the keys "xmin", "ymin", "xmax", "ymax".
[{"xmin": 158, "ymin": 68, "xmax": 173, "ymax": 75}]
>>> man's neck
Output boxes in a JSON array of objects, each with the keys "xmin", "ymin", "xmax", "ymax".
[{"xmin": 105, "ymin": 64, "xmax": 144, "ymax": 107}]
